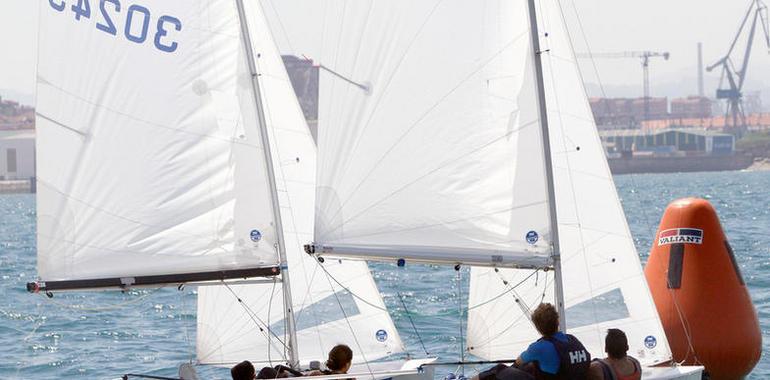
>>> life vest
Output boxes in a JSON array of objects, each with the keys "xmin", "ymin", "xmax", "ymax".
[
  {"xmin": 594, "ymin": 357, "xmax": 641, "ymax": 380},
  {"xmin": 536, "ymin": 334, "xmax": 591, "ymax": 380}
]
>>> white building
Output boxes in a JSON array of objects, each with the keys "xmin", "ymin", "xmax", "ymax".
[{"xmin": 0, "ymin": 129, "xmax": 35, "ymax": 180}]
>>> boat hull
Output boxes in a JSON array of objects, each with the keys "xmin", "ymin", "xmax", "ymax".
[{"xmin": 643, "ymin": 366, "xmax": 704, "ymax": 380}]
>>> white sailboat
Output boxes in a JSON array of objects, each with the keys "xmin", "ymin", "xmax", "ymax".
[
  {"xmin": 284, "ymin": 0, "xmax": 703, "ymax": 379},
  {"xmin": 31, "ymin": 0, "xmax": 431, "ymax": 378}
]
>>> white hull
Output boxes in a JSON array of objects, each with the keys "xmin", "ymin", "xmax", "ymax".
[
  {"xmin": 326, "ymin": 358, "xmax": 436, "ymax": 380},
  {"xmin": 642, "ymin": 365, "xmax": 703, "ymax": 380}
]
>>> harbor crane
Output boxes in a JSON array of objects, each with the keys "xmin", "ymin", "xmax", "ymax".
[
  {"xmin": 707, "ymin": 0, "xmax": 770, "ymax": 134},
  {"xmin": 576, "ymin": 51, "xmax": 670, "ymax": 121}
]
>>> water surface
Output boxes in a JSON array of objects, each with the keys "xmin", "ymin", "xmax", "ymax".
[{"xmin": 0, "ymin": 170, "xmax": 767, "ymax": 379}]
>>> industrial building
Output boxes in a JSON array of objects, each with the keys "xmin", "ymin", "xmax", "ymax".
[
  {"xmin": 589, "ymin": 96, "xmax": 713, "ymax": 128},
  {"xmin": 599, "ymin": 128, "xmax": 735, "ymax": 156},
  {"xmin": 0, "ymin": 129, "xmax": 35, "ymax": 180},
  {"xmin": 589, "ymin": 97, "xmax": 668, "ymax": 126},
  {"xmin": 670, "ymin": 96, "xmax": 713, "ymax": 119},
  {"xmin": 641, "ymin": 113, "xmax": 770, "ymax": 131}
]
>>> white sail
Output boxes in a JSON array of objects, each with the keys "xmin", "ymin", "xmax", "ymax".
[
  {"xmin": 467, "ymin": 0, "xmax": 672, "ymax": 365},
  {"xmin": 35, "ymin": 0, "xmax": 280, "ymax": 281},
  {"xmin": 310, "ymin": 0, "xmax": 553, "ymax": 267},
  {"xmin": 196, "ymin": 0, "xmax": 403, "ymax": 367},
  {"xmin": 196, "ymin": 260, "xmax": 405, "ymax": 367}
]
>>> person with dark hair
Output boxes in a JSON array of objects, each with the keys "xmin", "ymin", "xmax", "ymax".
[
  {"xmin": 309, "ymin": 344, "xmax": 354, "ymax": 378},
  {"xmin": 253, "ymin": 364, "xmax": 303, "ymax": 379},
  {"xmin": 587, "ymin": 329, "xmax": 641, "ymax": 380},
  {"xmin": 474, "ymin": 303, "xmax": 591, "ymax": 380},
  {"xmin": 256, "ymin": 367, "xmax": 278, "ymax": 379},
  {"xmin": 325, "ymin": 344, "xmax": 353, "ymax": 374},
  {"xmin": 232, "ymin": 360, "xmax": 256, "ymax": 380}
]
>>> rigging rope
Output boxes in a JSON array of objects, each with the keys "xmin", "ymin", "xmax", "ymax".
[
  {"xmin": 317, "ymin": 255, "xmax": 544, "ymax": 318},
  {"xmin": 320, "ymin": 269, "xmax": 376, "ymax": 378},
  {"xmin": 397, "ymin": 292, "xmax": 429, "ymax": 356},
  {"xmin": 14, "ymin": 301, "xmax": 45, "ymax": 379},
  {"xmin": 267, "ymin": 277, "xmax": 278, "ymax": 366},
  {"xmin": 563, "ymin": 0, "xmax": 700, "ymax": 361},
  {"xmin": 543, "ymin": 0, "xmax": 603, "ymax": 339},
  {"xmin": 493, "ymin": 269, "xmax": 537, "ymax": 330},
  {"xmin": 314, "ymin": 258, "xmax": 390, "ymax": 312},
  {"xmin": 455, "ymin": 265, "xmax": 465, "ymax": 376},
  {"xmin": 178, "ymin": 286, "xmax": 194, "ymax": 365},
  {"xmin": 39, "ymin": 286, "xmax": 165, "ymax": 312},
  {"xmin": 220, "ymin": 281, "xmax": 290, "ymax": 357},
  {"xmin": 467, "ymin": 271, "xmax": 553, "ymax": 350},
  {"xmin": 467, "ymin": 269, "xmax": 540, "ymax": 311}
]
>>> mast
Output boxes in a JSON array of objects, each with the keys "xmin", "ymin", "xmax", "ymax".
[
  {"xmin": 526, "ymin": 0, "xmax": 567, "ymax": 332},
  {"xmin": 234, "ymin": 0, "xmax": 300, "ymax": 368}
]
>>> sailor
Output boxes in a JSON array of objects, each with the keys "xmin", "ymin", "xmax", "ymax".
[
  {"xmin": 231, "ymin": 360, "xmax": 256, "ymax": 380},
  {"xmin": 474, "ymin": 303, "xmax": 591, "ymax": 380},
  {"xmin": 587, "ymin": 329, "xmax": 641, "ymax": 380},
  {"xmin": 310, "ymin": 344, "xmax": 354, "ymax": 379}
]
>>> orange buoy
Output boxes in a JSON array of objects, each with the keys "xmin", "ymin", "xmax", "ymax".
[{"xmin": 644, "ymin": 198, "xmax": 761, "ymax": 380}]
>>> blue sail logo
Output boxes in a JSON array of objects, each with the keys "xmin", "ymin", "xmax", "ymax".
[{"xmin": 250, "ymin": 229, "xmax": 262, "ymax": 242}]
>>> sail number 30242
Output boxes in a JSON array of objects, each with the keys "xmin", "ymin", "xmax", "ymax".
[{"xmin": 48, "ymin": 0, "xmax": 181, "ymax": 53}]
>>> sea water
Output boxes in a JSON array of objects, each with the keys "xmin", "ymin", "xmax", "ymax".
[{"xmin": 0, "ymin": 171, "xmax": 768, "ymax": 379}]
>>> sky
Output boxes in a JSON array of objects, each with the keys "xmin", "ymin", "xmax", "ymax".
[
  {"xmin": 0, "ymin": 0, "xmax": 39, "ymax": 105},
  {"xmin": 3, "ymin": 0, "xmax": 770, "ymax": 106}
]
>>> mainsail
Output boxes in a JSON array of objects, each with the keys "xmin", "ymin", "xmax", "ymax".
[
  {"xmin": 196, "ymin": 0, "xmax": 404, "ymax": 367},
  {"xmin": 466, "ymin": 0, "xmax": 672, "ymax": 365},
  {"xmin": 33, "ymin": 0, "xmax": 403, "ymax": 370},
  {"xmin": 34, "ymin": 0, "xmax": 280, "ymax": 285},
  {"xmin": 286, "ymin": 0, "xmax": 672, "ymax": 366},
  {"xmin": 309, "ymin": 0, "xmax": 553, "ymax": 268}
]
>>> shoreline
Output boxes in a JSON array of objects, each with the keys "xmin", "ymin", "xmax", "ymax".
[
  {"xmin": 745, "ymin": 158, "xmax": 770, "ymax": 171},
  {"xmin": 0, "ymin": 179, "xmax": 32, "ymax": 194}
]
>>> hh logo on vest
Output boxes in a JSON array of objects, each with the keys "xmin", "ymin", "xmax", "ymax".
[{"xmin": 568, "ymin": 349, "xmax": 588, "ymax": 364}]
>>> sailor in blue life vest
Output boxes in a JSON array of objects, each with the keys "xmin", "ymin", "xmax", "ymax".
[{"xmin": 474, "ymin": 303, "xmax": 591, "ymax": 380}]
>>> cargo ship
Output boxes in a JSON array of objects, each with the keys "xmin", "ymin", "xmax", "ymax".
[{"xmin": 600, "ymin": 128, "xmax": 754, "ymax": 174}]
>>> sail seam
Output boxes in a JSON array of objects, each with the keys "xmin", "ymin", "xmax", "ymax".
[
  {"xmin": 323, "ymin": 0, "xmax": 448, "ymax": 191},
  {"xmin": 326, "ymin": 199, "xmax": 547, "ymax": 242},
  {"xmin": 36, "ymin": 80, "xmax": 265, "ymax": 149},
  {"xmin": 36, "ymin": 228, "xmax": 251, "ymax": 260},
  {"xmin": 318, "ymin": 29, "xmax": 531, "ymax": 230},
  {"xmin": 318, "ymin": 118, "xmax": 541, "ymax": 238}
]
